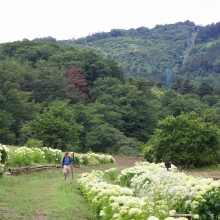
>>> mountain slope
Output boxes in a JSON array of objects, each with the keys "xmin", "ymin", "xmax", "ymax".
[
  {"xmin": 57, "ymin": 21, "xmax": 220, "ymax": 87},
  {"xmin": 60, "ymin": 21, "xmax": 194, "ymax": 85},
  {"xmin": 4, "ymin": 20, "xmax": 220, "ymax": 87}
]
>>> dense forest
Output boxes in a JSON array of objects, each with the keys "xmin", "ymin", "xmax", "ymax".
[
  {"xmin": 26, "ymin": 21, "xmax": 220, "ymax": 87},
  {"xmin": 1, "ymin": 20, "xmax": 220, "ymax": 167}
]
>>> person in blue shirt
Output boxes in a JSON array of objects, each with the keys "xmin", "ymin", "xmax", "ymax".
[{"xmin": 62, "ymin": 152, "xmax": 73, "ymax": 181}]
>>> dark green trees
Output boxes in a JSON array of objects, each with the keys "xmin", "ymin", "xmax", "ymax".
[
  {"xmin": 28, "ymin": 102, "xmax": 82, "ymax": 151},
  {"xmin": 143, "ymin": 112, "xmax": 220, "ymax": 168},
  {"xmin": 2, "ymin": 36, "xmax": 220, "ymax": 162},
  {"xmin": 0, "ymin": 61, "xmax": 40, "ymax": 143},
  {"xmin": 0, "ymin": 110, "xmax": 15, "ymax": 144}
]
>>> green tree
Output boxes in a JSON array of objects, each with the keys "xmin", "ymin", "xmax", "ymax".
[
  {"xmin": 178, "ymin": 79, "xmax": 194, "ymax": 94},
  {"xmin": 116, "ymin": 82, "xmax": 157, "ymax": 142},
  {"xmin": 159, "ymin": 91, "xmax": 208, "ymax": 118},
  {"xmin": 202, "ymin": 101, "xmax": 220, "ymax": 128},
  {"xmin": 213, "ymin": 57, "xmax": 220, "ymax": 73},
  {"xmin": 48, "ymin": 50, "xmax": 125, "ymax": 86},
  {"xmin": 90, "ymin": 77, "xmax": 122, "ymax": 102},
  {"xmin": 24, "ymin": 60, "xmax": 69, "ymax": 104},
  {"xmin": 0, "ymin": 110, "xmax": 15, "ymax": 144},
  {"xmin": 0, "ymin": 40, "xmax": 62, "ymax": 64},
  {"xmin": 0, "ymin": 61, "xmax": 40, "ymax": 141},
  {"xmin": 91, "ymin": 77, "xmax": 158, "ymax": 142},
  {"xmin": 85, "ymin": 123, "xmax": 129, "ymax": 153},
  {"xmin": 73, "ymin": 101, "xmax": 126, "ymax": 152},
  {"xmin": 196, "ymin": 82, "xmax": 214, "ymax": 97},
  {"xmin": 28, "ymin": 101, "xmax": 83, "ymax": 151},
  {"xmin": 143, "ymin": 112, "xmax": 220, "ymax": 168}
]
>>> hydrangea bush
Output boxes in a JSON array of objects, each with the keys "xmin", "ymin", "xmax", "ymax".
[
  {"xmin": 77, "ymin": 162, "xmax": 220, "ymax": 220},
  {"xmin": 5, "ymin": 146, "xmax": 115, "ymax": 168},
  {"xmin": 70, "ymin": 152, "xmax": 115, "ymax": 166},
  {"xmin": 7, "ymin": 146, "xmax": 62, "ymax": 167},
  {"xmin": 0, "ymin": 144, "xmax": 10, "ymax": 173},
  {"xmin": 117, "ymin": 162, "xmax": 220, "ymax": 219}
]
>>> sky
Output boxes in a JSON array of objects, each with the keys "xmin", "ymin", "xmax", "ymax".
[{"xmin": 1, "ymin": 0, "xmax": 220, "ymax": 43}]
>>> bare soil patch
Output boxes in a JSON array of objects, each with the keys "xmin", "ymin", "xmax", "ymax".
[
  {"xmin": 185, "ymin": 171, "xmax": 220, "ymax": 179},
  {"xmin": 113, "ymin": 155, "xmax": 146, "ymax": 166},
  {"xmin": 114, "ymin": 156, "xmax": 220, "ymax": 179}
]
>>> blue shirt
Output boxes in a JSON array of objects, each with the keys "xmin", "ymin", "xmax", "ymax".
[{"xmin": 62, "ymin": 156, "xmax": 73, "ymax": 166}]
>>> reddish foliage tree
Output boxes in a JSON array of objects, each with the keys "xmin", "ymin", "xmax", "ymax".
[{"xmin": 67, "ymin": 66, "xmax": 90, "ymax": 100}]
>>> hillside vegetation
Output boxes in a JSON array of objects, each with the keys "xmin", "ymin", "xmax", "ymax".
[
  {"xmin": 45, "ymin": 21, "xmax": 218, "ymax": 88},
  {"xmin": 57, "ymin": 21, "xmax": 194, "ymax": 84},
  {"xmin": 1, "ymin": 21, "xmax": 220, "ymax": 168}
]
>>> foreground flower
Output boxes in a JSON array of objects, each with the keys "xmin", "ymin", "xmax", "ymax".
[
  {"xmin": 148, "ymin": 216, "xmax": 159, "ymax": 220},
  {"xmin": 77, "ymin": 161, "xmax": 220, "ymax": 219},
  {"xmin": 193, "ymin": 214, "xmax": 199, "ymax": 219}
]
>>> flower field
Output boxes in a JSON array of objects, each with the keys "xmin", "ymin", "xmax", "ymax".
[
  {"xmin": 0, "ymin": 143, "xmax": 115, "ymax": 170},
  {"xmin": 77, "ymin": 162, "xmax": 220, "ymax": 220},
  {"xmin": 1, "ymin": 143, "xmax": 220, "ymax": 219}
]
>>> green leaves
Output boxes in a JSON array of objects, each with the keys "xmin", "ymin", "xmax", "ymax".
[
  {"xmin": 0, "ymin": 61, "xmax": 40, "ymax": 142},
  {"xmin": 195, "ymin": 187, "xmax": 220, "ymax": 219},
  {"xmin": 144, "ymin": 112, "xmax": 220, "ymax": 168},
  {"xmin": 28, "ymin": 101, "xmax": 83, "ymax": 151}
]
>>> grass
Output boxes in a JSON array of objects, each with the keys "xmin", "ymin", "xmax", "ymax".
[
  {"xmin": 179, "ymin": 164, "xmax": 220, "ymax": 173},
  {"xmin": 1, "ymin": 157, "xmax": 219, "ymax": 220},
  {"xmin": 0, "ymin": 167, "xmax": 97, "ymax": 220},
  {"xmin": 5, "ymin": 145, "xmax": 19, "ymax": 150}
]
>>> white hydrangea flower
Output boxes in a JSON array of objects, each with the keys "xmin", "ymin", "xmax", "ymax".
[
  {"xmin": 147, "ymin": 216, "xmax": 159, "ymax": 220},
  {"xmin": 112, "ymin": 213, "xmax": 120, "ymax": 219},
  {"xmin": 99, "ymin": 210, "xmax": 105, "ymax": 216},
  {"xmin": 168, "ymin": 210, "xmax": 176, "ymax": 215},
  {"xmin": 193, "ymin": 214, "xmax": 199, "ymax": 219},
  {"xmin": 128, "ymin": 207, "xmax": 142, "ymax": 215}
]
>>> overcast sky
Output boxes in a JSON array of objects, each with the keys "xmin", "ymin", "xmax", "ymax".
[{"xmin": 1, "ymin": 0, "xmax": 220, "ymax": 43}]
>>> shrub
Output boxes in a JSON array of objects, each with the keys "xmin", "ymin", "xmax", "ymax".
[
  {"xmin": 0, "ymin": 145, "xmax": 9, "ymax": 164},
  {"xmin": 194, "ymin": 187, "xmax": 220, "ymax": 220},
  {"xmin": 88, "ymin": 157, "xmax": 100, "ymax": 166},
  {"xmin": 144, "ymin": 112, "xmax": 220, "ymax": 168},
  {"xmin": 25, "ymin": 139, "xmax": 43, "ymax": 149}
]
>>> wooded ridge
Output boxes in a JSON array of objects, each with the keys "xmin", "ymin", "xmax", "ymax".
[{"xmin": 1, "ymin": 21, "xmax": 220, "ymax": 168}]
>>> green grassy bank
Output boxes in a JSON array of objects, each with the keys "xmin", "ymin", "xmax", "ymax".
[{"xmin": 0, "ymin": 168, "xmax": 96, "ymax": 220}]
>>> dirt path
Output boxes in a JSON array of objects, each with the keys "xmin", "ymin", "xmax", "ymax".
[
  {"xmin": 183, "ymin": 31, "xmax": 197, "ymax": 64},
  {"xmin": 185, "ymin": 171, "xmax": 220, "ymax": 179},
  {"xmin": 114, "ymin": 156, "xmax": 220, "ymax": 179},
  {"xmin": 113, "ymin": 155, "xmax": 146, "ymax": 166}
]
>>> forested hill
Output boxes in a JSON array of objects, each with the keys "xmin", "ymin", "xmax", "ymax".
[
  {"xmin": 2, "ymin": 20, "xmax": 220, "ymax": 87},
  {"xmin": 54, "ymin": 20, "xmax": 220, "ymax": 88},
  {"xmin": 58, "ymin": 21, "xmax": 194, "ymax": 85},
  {"xmin": 1, "ymin": 21, "xmax": 220, "ymax": 154}
]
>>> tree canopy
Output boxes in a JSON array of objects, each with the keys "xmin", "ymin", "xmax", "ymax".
[
  {"xmin": 2, "ymin": 25, "xmax": 220, "ymax": 164},
  {"xmin": 143, "ymin": 112, "xmax": 220, "ymax": 168},
  {"xmin": 28, "ymin": 101, "xmax": 83, "ymax": 151}
]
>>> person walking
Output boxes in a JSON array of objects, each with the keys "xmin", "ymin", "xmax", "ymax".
[{"xmin": 61, "ymin": 152, "xmax": 73, "ymax": 181}]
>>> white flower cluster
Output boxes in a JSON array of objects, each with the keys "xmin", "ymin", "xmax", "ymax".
[
  {"xmin": 77, "ymin": 168, "xmax": 186, "ymax": 219},
  {"xmin": 77, "ymin": 161, "xmax": 220, "ymax": 219},
  {"xmin": 119, "ymin": 161, "xmax": 220, "ymax": 211},
  {"xmin": 7, "ymin": 146, "xmax": 63, "ymax": 166},
  {"xmin": 42, "ymin": 147, "xmax": 62, "ymax": 154},
  {"xmin": 14, "ymin": 146, "xmax": 33, "ymax": 154},
  {"xmin": 0, "ymin": 144, "xmax": 10, "ymax": 152},
  {"xmin": 104, "ymin": 168, "xmax": 117, "ymax": 173},
  {"xmin": 69, "ymin": 151, "xmax": 115, "ymax": 165},
  {"xmin": 5, "ymin": 146, "xmax": 115, "ymax": 168},
  {"xmin": 0, "ymin": 143, "xmax": 10, "ymax": 166}
]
